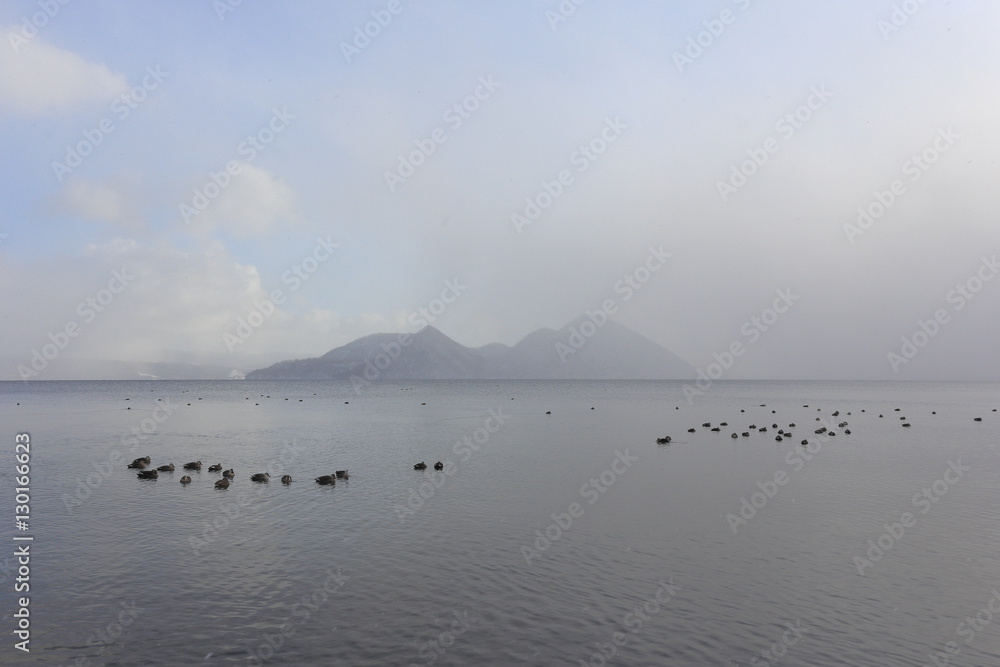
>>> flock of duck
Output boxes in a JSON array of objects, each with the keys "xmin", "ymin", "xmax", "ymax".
[
  {"xmin": 127, "ymin": 400, "xmax": 994, "ymax": 487},
  {"xmin": 131, "ymin": 456, "xmax": 446, "ymax": 488},
  {"xmin": 654, "ymin": 404, "xmax": 995, "ymax": 446},
  {"xmin": 124, "ymin": 391, "xmax": 446, "ymax": 487},
  {"xmin": 128, "ymin": 456, "xmax": 348, "ymax": 488}
]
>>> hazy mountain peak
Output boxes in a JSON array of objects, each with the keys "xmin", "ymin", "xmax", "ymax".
[
  {"xmin": 247, "ymin": 321, "xmax": 694, "ymax": 380},
  {"xmin": 411, "ymin": 325, "xmax": 448, "ymax": 340}
]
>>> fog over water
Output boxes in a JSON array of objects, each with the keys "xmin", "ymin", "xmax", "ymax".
[{"xmin": 1, "ymin": 1, "xmax": 998, "ymax": 380}]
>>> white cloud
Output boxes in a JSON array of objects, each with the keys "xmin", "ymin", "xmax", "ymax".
[
  {"xmin": 189, "ymin": 162, "xmax": 297, "ymax": 237},
  {"xmin": 0, "ymin": 29, "xmax": 128, "ymax": 115},
  {"xmin": 53, "ymin": 178, "xmax": 142, "ymax": 230},
  {"xmin": 82, "ymin": 237, "xmax": 138, "ymax": 256},
  {"xmin": 0, "ymin": 237, "xmax": 394, "ymax": 376}
]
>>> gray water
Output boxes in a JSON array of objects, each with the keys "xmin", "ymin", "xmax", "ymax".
[{"xmin": 1, "ymin": 380, "xmax": 999, "ymax": 666}]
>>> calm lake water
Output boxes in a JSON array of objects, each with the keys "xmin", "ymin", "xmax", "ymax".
[{"xmin": 1, "ymin": 380, "xmax": 999, "ymax": 666}]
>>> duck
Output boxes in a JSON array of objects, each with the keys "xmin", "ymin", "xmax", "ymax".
[
  {"xmin": 183, "ymin": 461, "xmax": 202, "ymax": 471},
  {"xmin": 222, "ymin": 468, "xmax": 235, "ymax": 479},
  {"xmin": 215, "ymin": 478, "xmax": 230, "ymax": 489},
  {"xmin": 656, "ymin": 436, "xmax": 671, "ymax": 444},
  {"xmin": 128, "ymin": 456, "xmax": 151, "ymax": 469},
  {"xmin": 137, "ymin": 469, "xmax": 158, "ymax": 479},
  {"xmin": 208, "ymin": 463, "xmax": 223, "ymax": 472},
  {"xmin": 315, "ymin": 475, "xmax": 335, "ymax": 485},
  {"xmin": 180, "ymin": 476, "xmax": 192, "ymax": 484},
  {"xmin": 434, "ymin": 461, "xmax": 444, "ymax": 470},
  {"xmin": 250, "ymin": 472, "xmax": 270, "ymax": 483},
  {"xmin": 157, "ymin": 463, "xmax": 175, "ymax": 472},
  {"xmin": 281, "ymin": 475, "xmax": 293, "ymax": 484},
  {"xmin": 335, "ymin": 470, "xmax": 349, "ymax": 479},
  {"xmin": 414, "ymin": 462, "xmax": 427, "ymax": 470}
]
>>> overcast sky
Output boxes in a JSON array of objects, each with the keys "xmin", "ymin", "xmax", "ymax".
[{"xmin": 1, "ymin": 0, "xmax": 998, "ymax": 380}]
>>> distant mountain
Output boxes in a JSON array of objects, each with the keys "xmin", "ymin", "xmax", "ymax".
[{"xmin": 246, "ymin": 318, "xmax": 694, "ymax": 380}]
